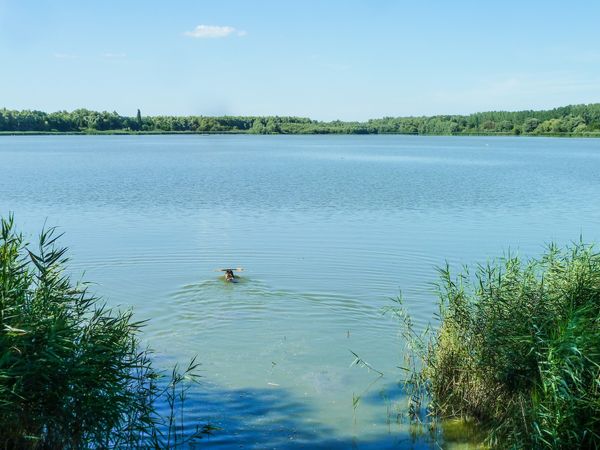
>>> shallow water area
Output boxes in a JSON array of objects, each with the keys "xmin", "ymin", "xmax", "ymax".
[{"xmin": 1, "ymin": 134, "xmax": 599, "ymax": 448}]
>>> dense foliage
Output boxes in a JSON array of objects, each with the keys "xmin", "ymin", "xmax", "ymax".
[
  {"xmin": 0, "ymin": 216, "xmax": 206, "ymax": 448},
  {"xmin": 2, "ymin": 104, "xmax": 600, "ymax": 135},
  {"xmin": 395, "ymin": 242, "xmax": 600, "ymax": 449}
]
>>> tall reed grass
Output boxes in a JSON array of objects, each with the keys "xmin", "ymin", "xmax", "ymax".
[
  {"xmin": 393, "ymin": 242, "xmax": 600, "ymax": 449},
  {"xmin": 0, "ymin": 215, "xmax": 209, "ymax": 448}
]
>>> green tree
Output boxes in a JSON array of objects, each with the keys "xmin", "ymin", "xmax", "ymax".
[
  {"xmin": 481, "ymin": 120, "xmax": 496, "ymax": 131},
  {"xmin": 497, "ymin": 120, "xmax": 513, "ymax": 132},
  {"xmin": 523, "ymin": 117, "xmax": 540, "ymax": 133},
  {"xmin": 265, "ymin": 117, "xmax": 281, "ymax": 133},
  {"xmin": 250, "ymin": 118, "xmax": 266, "ymax": 134},
  {"xmin": 136, "ymin": 109, "xmax": 142, "ymax": 130}
]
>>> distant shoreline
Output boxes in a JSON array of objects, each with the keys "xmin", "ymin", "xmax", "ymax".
[
  {"xmin": 2, "ymin": 103, "xmax": 600, "ymax": 137},
  {"xmin": 1, "ymin": 130, "xmax": 599, "ymax": 138}
]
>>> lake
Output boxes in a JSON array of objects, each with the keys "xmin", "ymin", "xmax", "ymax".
[{"xmin": 1, "ymin": 135, "xmax": 600, "ymax": 448}]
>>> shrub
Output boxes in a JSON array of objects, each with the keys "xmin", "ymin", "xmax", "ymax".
[
  {"xmin": 0, "ymin": 215, "xmax": 206, "ymax": 448},
  {"xmin": 394, "ymin": 242, "xmax": 600, "ymax": 448}
]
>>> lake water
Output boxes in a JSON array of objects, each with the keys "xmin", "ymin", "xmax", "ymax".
[{"xmin": 1, "ymin": 135, "xmax": 600, "ymax": 448}]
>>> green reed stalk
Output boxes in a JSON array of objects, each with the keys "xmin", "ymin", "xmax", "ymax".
[
  {"xmin": 393, "ymin": 241, "xmax": 600, "ymax": 449},
  {"xmin": 0, "ymin": 215, "xmax": 210, "ymax": 448}
]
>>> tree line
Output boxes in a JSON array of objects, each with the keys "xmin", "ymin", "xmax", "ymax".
[{"xmin": 1, "ymin": 104, "xmax": 600, "ymax": 135}]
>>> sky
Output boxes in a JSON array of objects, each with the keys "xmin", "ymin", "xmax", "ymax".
[{"xmin": 1, "ymin": 0, "xmax": 600, "ymax": 120}]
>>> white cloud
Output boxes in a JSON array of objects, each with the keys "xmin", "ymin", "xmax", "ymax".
[{"xmin": 184, "ymin": 25, "xmax": 245, "ymax": 39}]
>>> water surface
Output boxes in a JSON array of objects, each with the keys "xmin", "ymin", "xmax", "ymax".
[{"xmin": 1, "ymin": 135, "xmax": 599, "ymax": 448}]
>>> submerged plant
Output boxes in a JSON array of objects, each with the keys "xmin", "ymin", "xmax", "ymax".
[
  {"xmin": 392, "ymin": 242, "xmax": 600, "ymax": 449},
  {"xmin": 0, "ymin": 215, "xmax": 209, "ymax": 448}
]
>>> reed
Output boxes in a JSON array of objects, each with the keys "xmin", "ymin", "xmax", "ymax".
[
  {"xmin": 392, "ymin": 242, "xmax": 600, "ymax": 448},
  {"xmin": 0, "ymin": 215, "xmax": 209, "ymax": 448}
]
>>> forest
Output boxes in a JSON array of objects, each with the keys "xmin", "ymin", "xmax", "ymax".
[{"xmin": 1, "ymin": 103, "xmax": 600, "ymax": 136}]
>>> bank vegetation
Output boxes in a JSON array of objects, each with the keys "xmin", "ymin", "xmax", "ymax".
[
  {"xmin": 394, "ymin": 242, "xmax": 600, "ymax": 448},
  {"xmin": 2, "ymin": 104, "xmax": 600, "ymax": 136},
  {"xmin": 0, "ymin": 215, "xmax": 209, "ymax": 448}
]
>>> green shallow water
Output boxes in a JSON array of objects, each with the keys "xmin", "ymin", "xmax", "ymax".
[{"xmin": 1, "ymin": 134, "xmax": 599, "ymax": 448}]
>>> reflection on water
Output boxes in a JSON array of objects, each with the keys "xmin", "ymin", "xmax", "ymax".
[{"xmin": 1, "ymin": 135, "xmax": 600, "ymax": 448}]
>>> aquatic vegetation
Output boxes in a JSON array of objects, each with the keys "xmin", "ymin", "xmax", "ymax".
[
  {"xmin": 393, "ymin": 242, "xmax": 600, "ymax": 449},
  {"xmin": 0, "ymin": 215, "xmax": 209, "ymax": 448}
]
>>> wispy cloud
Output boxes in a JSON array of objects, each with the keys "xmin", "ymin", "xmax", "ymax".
[
  {"xmin": 184, "ymin": 25, "xmax": 246, "ymax": 39},
  {"xmin": 308, "ymin": 54, "xmax": 351, "ymax": 72},
  {"xmin": 442, "ymin": 74, "xmax": 600, "ymax": 100},
  {"xmin": 53, "ymin": 52, "xmax": 78, "ymax": 60},
  {"xmin": 323, "ymin": 62, "xmax": 351, "ymax": 72},
  {"xmin": 429, "ymin": 73, "xmax": 600, "ymax": 113},
  {"xmin": 103, "ymin": 52, "xmax": 127, "ymax": 59}
]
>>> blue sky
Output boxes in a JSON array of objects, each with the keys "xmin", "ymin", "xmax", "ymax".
[{"xmin": 1, "ymin": 0, "xmax": 599, "ymax": 120}]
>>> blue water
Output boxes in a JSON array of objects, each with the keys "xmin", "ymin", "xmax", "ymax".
[{"xmin": 1, "ymin": 135, "xmax": 599, "ymax": 448}]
